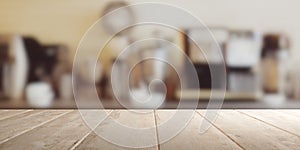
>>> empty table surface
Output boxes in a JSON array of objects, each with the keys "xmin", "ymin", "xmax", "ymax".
[{"xmin": 0, "ymin": 109, "xmax": 299, "ymax": 150}]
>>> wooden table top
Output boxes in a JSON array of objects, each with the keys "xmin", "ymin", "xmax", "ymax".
[{"xmin": 0, "ymin": 109, "xmax": 299, "ymax": 149}]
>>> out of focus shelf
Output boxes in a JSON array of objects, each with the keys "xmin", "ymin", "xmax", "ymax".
[
  {"xmin": 176, "ymin": 89, "xmax": 261, "ymax": 101},
  {"xmin": 0, "ymin": 94, "xmax": 300, "ymax": 109}
]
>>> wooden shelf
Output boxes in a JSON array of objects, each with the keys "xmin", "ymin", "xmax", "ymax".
[{"xmin": 176, "ymin": 89, "xmax": 262, "ymax": 100}]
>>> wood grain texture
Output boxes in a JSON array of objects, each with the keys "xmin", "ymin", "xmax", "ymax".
[
  {"xmin": 198, "ymin": 110, "xmax": 300, "ymax": 150},
  {"xmin": 155, "ymin": 110, "xmax": 242, "ymax": 150},
  {"xmin": 239, "ymin": 110, "xmax": 300, "ymax": 137},
  {"xmin": 0, "ymin": 111, "xmax": 91, "ymax": 150},
  {"xmin": 0, "ymin": 109, "xmax": 31, "ymax": 120},
  {"xmin": 0, "ymin": 109, "xmax": 300, "ymax": 150},
  {"xmin": 74, "ymin": 110, "xmax": 158, "ymax": 150},
  {"xmin": 0, "ymin": 110, "xmax": 71, "ymax": 144}
]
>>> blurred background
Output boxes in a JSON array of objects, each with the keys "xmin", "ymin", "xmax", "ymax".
[{"xmin": 1, "ymin": 0, "xmax": 300, "ymax": 108}]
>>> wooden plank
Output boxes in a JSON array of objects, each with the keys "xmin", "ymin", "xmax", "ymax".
[
  {"xmin": 198, "ymin": 110, "xmax": 300, "ymax": 150},
  {"xmin": 75, "ymin": 110, "xmax": 158, "ymax": 150},
  {"xmin": 239, "ymin": 110, "xmax": 300, "ymax": 137},
  {"xmin": 0, "ymin": 109, "xmax": 31, "ymax": 120},
  {"xmin": 0, "ymin": 110, "xmax": 71, "ymax": 144},
  {"xmin": 0, "ymin": 110, "xmax": 100, "ymax": 150},
  {"xmin": 155, "ymin": 110, "xmax": 241, "ymax": 150},
  {"xmin": 276, "ymin": 109, "xmax": 300, "ymax": 118}
]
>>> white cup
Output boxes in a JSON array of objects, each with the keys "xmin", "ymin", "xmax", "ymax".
[{"xmin": 26, "ymin": 82, "xmax": 54, "ymax": 108}]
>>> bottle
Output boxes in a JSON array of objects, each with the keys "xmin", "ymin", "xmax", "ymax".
[{"xmin": 261, "ymin": 34, "xmax": 289, "ymax": 98}]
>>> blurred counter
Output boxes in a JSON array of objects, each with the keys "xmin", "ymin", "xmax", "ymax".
[{"xmin": 0, "ymin": 97, "xmax": 300, "ymax": 109}]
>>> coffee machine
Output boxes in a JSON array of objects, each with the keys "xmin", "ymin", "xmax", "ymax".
[
  {"xmin": 226, "ymin": 30, "xmax": 263, "ymax": 100},
  {"xmin": 180, "ymin": 28, "xmax": 263, "ymax": 100},
  {"xmin": 0, "ymin": 35, "xmax": 69, "ymax": 101}
]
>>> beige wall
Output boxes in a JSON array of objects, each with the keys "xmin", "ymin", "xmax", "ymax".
[
  {"xmin": 0, "ymin": 0, "xmax": 110, "ymax": 58},
  {"xmin": 0, "ymin": 0, "xmax": 299, "ymax": 63}
]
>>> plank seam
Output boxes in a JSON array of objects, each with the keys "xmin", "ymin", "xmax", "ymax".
[
  {"xmin": 69, "ymin": 130, "xmax": 93, "ymax": 150},
  {"xmin": 0, "ymin": 110, "xmax": 73, "ymax": 145},
  {"xmin": 0, "ymin": 109, "xmax": 33, "ymax": 121},
  {"xmin": 196, "ymin": 111, "xmax": 246, "ymax": 150},
  {"xmin": 69, "ymin": 110, "xmax": 113, "ymax": 150},
  {"xmin": 153, "ymin": 110, "xmax": 161, "ymax": 150},
  {"xmin": 237, "ymin": 110, "xmax": 300, "ymax": 138}
]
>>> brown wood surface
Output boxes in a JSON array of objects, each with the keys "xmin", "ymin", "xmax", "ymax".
[
  {"xmin": 0, "ymin": 110, "xmax": 71, "ymax": 144},
  {"xmin": 155, "ymin": 110, "xmax": 242, "ymax": 150},
  {"xmin": 0, "ymin": 109, "xmax": 31, "ymax": 120},
  {"xmin": 198, "ymin": 110, "xmax": 300, "ymax": 150},
  {"xmin": 74, "ymin": 110, "xmax": 158, "ymax": 150},
  {"xmin": 238, "ymin": 110, "xmax": 300, "ymax": 137},
  {"xmin": 0, "ymin": 109, "xmax": 299, "ymax": 150}
]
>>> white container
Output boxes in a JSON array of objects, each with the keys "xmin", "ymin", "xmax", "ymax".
[
  {"xmin": 26, "ymin": 82, "xmax": 54, "ymax": 108},
  {"xmin": 226, "ymin": 32, "xmax": 262, "ymax": 67},
  {"xmin": 129, "ymin": 82, "xmax": 165, "ymax": 108},
  {"xmin": 130, "ymin": 88, "xmax": 165, "ymax": 108},
  {"xmin": 2, "ymin": 35, "xmax": 28, "ymax": 100}
]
